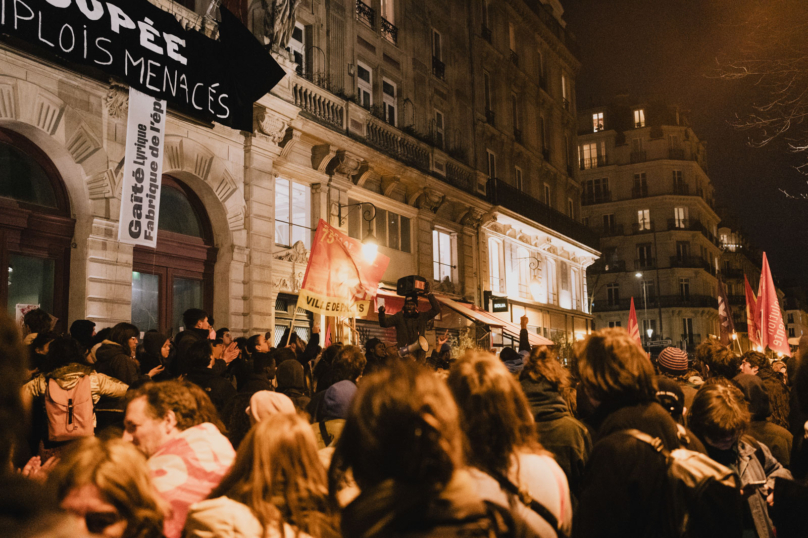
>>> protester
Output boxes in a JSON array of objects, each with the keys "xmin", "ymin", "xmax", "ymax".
[
  {"xmin": 688, "ymin": 383, "xmax": 792, "ymax": 538},
  {"xmin": 172, "ymin": 309, "xmax": 212, "ymax": 377},
  {"xmin": 363, "ymin": 337, "xmax": 388, "ymax": 375},
  {"xmin": 27, "ymin": 330, "xmax": 59, "ymax": 376},
  {"xmin": 239, "ymin": 351, "xmax": 275, "ymax": 393},
  {"xmin": 377, "ymin": 283, "xmax": 441, "ymax": 348},
  {"xmin": 656, "ymin": 346, "xmax": 699, "ymax": 410},
  {"xmin": 332, "ymin": 361, "xmax": 507, "ymax": 538},
  {"xmin": 96, "ymin": 322, "xmax": 163, "ymax": 386},
  {"xmin": 48, "ymin": 437, "xmax": 166, "ymax": 538},
  {"xmin": 215, "ymin": 327, "xmax": 233, "ymax": 347},
  {"xmin": 741, "ymin": 351, "xmax": 791, "ymax": 429},
  {"xmin": 520, "ymin": 345, "xmax": 591, "ymax": 504},
  {"xmin": 184, "ymin": 412, "xmax": 338, "ymax": 538},
  {"xmin": 247, "ymin": 333, "xmax": 270, "ymax": 355},
  {"xmin": 428, "ymin": 331, "xmax": 453, "ymax": 371},
  {"xmin": 573, "ymin": 328, "xmax": 739, "ymax": 538},
  {"xmin": 277, "ymin": 358, "xmax": 311, "ymax": 412},
  {"xmin": 449, "ymin": 351, "xmax": 572, "ymax": 537},
  {"xmin": 312, "ymin": 380, "xmax": 356, "ymax": 450},
  {"xmin": 123, "ymin": 380, "xmax": 235, "ymax": 538},
  {"xmin": 312, "ymin": 343, "xmax": 343, "ymax": 393},
  {"xmin": 734, "ymin": 373, "xmax": 793, "ymax": 467},
  {"xmin": 696, "ymin": 338, "xmax": 740, "ymax": 380},
  {"xmin": 182, "ymin": 340, "xmax": 237, "ymax": 414},
  {"xmin": 308, "ymin": 345, "xmax": 366, "ymax": 422},
  {"xmin": 138, "ymin": 331, "xmax": 172, "ymax": 382},
  {"xmin": 246, "ymin": 391, "xmax": 296, "ymax": 425},
  {"xmin": 69, "ymin": 319, "xmax": 96, "ymax": 355},
  {"xmin": 22, "ymin": 308, "xmax": 53, "ymax": 345}
]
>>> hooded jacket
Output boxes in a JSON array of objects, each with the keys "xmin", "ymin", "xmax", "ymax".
[
  {"xmin": 185, "ymin": 367, "xmax": 237, "ymax": 414},
  {"xmin": 277, "ymin": 360, "xmax": 311, "ymax": 412},
  {"xmin": 95, "ymin": 342, "xmax": 148, "ymax": 387},
  {"xmin": 172, "ymin": 328, "xmax": 211, "ymax": 377},
  {"xmin": 735, "ymin": 373, "xmax": 793, "ymax": 468},
  {"xmin": 520, "ymin": 377, "xmax": 591, "ymax": 501}
]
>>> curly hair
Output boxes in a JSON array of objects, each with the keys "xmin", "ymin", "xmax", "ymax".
[
  {"xmin": 127, "ymin": 380, "xmax": 202, "ymax": 432},
  {"xmin": 23, "ymin": 308, "xmax": 52, "ymax": 335},
  {"xmin": 449, "ymin": 351, "xmax": 541, "ymax": 478},
  {"xmin": 576, "ymin": 328, "xmax": 656, "ymax": 406},
  {"xmin": 49, "ymin": 437, "xmax": 166, "ymax": 538},
  {"xmin": 741, "ymin": 351, "xmax": 769, "ymax": 372},
  {"xmin": 521, "ymin": 345, "xmax": 571, "ymax": 391},
  {"xmin": 695, "ymin": 339, "xmax": 740, "ymax": 379},
  {"xmin": 688, "ymin": 383, "xmax": 750, "ymax": 445}
]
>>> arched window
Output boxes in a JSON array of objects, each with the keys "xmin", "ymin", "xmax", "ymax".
[
  {"xmin": 132, "ymin": 177, "xmax": 217, "ymax": 336},
  {"xmin": 0, "ymin": 128, "xmax": 74, "ymax": 331}
]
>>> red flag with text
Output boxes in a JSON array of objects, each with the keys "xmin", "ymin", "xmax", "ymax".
[
  {"xmin": 628, "ymin": 297, "xmax": 642, "ymax": 347},
  {"xmin": 745, "ymin": 275, "xmax": 760, "ymax": 346},
  {"xmin": 298, "ymin": 220, "xmax": 390, "ymax": 317},
  {"xmin": 717, "ymin": 277, "xmax": 735, "ymax": 345},
  {"xmin": 757, "ymin": 253, "xmax": 790, "ymax": 356}
]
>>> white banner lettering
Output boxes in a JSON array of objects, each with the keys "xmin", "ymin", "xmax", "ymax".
[{"xmin": 118, "ymin": 87, "xmax": 166, "ymax": 248}]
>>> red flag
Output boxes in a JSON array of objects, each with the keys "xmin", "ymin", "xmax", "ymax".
[
  {"xmin": 717, "ymin": 277, "xmax": 735, "ymax": 345},
  {"xmin": 299, "ymin": 220, "xmax": 390, "ymax": 317},
  {"xmin": 757, "ymin": 253, "xmax": 791, "ymax": 356},
  {"xmin": 745, "ymin": 276, "xmax": 760, "ymax": 346},
  {"xmin": 628, "ymin": 297, "xmax": 642, "ymax": 347}
]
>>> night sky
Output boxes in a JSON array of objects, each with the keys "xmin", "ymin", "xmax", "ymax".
[{"xmin": 565, "ymin": 0, "xmax": 808, "ymax": 287}]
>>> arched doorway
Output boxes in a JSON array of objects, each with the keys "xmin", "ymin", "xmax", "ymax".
[
  {"xmin": 0, "ymin": 128, "xmax": 74, "ymax": 332},
  {"xmin": 131, "ymin": 176, "xmax": 217, "ymax": 336}
]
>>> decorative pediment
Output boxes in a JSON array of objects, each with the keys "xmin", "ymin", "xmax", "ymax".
[
  {"xmin": 273, "ymin": 241, "xmax": 310, "ymax": 263},
  {"xmin": 330, "ymin": 150, "xmax": 363, "ymax": 177},
  {"xmin": 255, "ymin": 108, "xmax": 290, "ymax": 145},
  {"xmin": 458, "ymin": 208, "xmax": 484, "ymax": 228},
  {"xmin": 410, "ymin": 188, "xmax": 445, "ymax": 213}
]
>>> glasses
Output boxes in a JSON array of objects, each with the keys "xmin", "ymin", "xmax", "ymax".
[{"xmin": 83, "ymin": 511, "xmax": 121, "ymax": 534}]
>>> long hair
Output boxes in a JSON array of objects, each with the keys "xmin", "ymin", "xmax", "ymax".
[
  {"xmin": 48, "ymin": 437, "xmax": 166, "ymax": 538},
  {"xmin": 688, "ymin": 383, "xmax": 750, "ymax": 445},
  {"xmin": 521, "ymin": 346, "xmax": 571, "ymax": 391},
  {"xmin": 330, "ymin": 361, "xmax": 463, "ymax": 494},
  {"xmin": 209, "ymin": 413, "xmax": 337, "ymax": 537},
  {"xmin": 448, "ymin": 351, "xmax": 541, "ymax": 478},
  {"xmin": 109, "ymin": 322, "xmax": 139, "ymax": 351}
]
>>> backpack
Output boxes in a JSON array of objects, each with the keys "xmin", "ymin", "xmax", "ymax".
[
  {"xmin": 621, "ymin": 429, "xmax": 743, "ymax": 538},
  {"xmin": 45, "ymin": 376, "xmax": 94, "ymax": 442}
]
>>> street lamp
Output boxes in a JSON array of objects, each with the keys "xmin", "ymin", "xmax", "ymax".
[
  {"xmin": 335, "ymin": 201, "xmax": 379, "ymax": 262},
  {"xmin": 635, "ymin": 271, "xmax": 649, "ymax": 346},
  {"xmin": 518, "ymin": 256, "xmax": 542, "ymax": 301}
]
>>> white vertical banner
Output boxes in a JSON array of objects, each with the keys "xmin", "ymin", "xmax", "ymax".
[{"xmin": 118, "ymin": 88, "xmax": 167, "ymax": 248}]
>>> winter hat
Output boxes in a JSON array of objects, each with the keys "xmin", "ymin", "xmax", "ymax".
[
  {"xmin": 69, "ymin": 320, "xmax": 96, "ymax": 351},
  {"xmin": 321, "ymin": 380, "xmax": 357, "ymax": 421},
  {"xmin": 657, "ymin": 347, "xmax": 688, "ymax": 374},
  {"xmin": 277, "ymin": 359, "xmax": 305, "ymax": 391},
  {"xmin": 733, "ymin": 373, "xmax": 771, "ymax": 421},
  {"xmin": 654, "ymin": 375, "xmax": 685, "ymax": 419},
  {"xmin": 143, "ymin": 331, "xmax": 169, "ymax": 357},
  {"xmin": 247, "ymin": 391, "xmax": 296, "ymax": 424}
]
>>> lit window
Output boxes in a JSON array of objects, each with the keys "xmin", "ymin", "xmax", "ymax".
[
  {"xmin": 381, "ymin": 0, "xmax": 394, "ymax": 24},
  {"xmin": 674, "ymin": 207, "xmax": 688, "ymax": 228},
  {"xmin": 357, "ymin": 62, "xmax": 372, "ymax": 109},
  {"xmin": 433, "ymin": 230, "xmax": 454, "ymax": 284},
  {"xmin": 592, "ymin": 112, "xmax": 604, "ymax": 132},
  {"xmin": 637, "ymin": 209, "xmax": 650, "ymax": 231},
  {"xmin": 289, "ymin": 22, "xmax": 306, "ymax": 76},
  {"xmin": 275, "ymin": 178, "xmax": 312, "ymax": 248},
  {"xmin": 347, "ymin": 200, "xmax": 411, "ymax": 253},
  {"xmin": 579, "ymin": 142, "xmax": 598, "ymax": 169},
  {"xmin": 488, "ymin": 238, "xmax": 502, "ymax": 293},
  {"xmin": 382, "ymin": 78, "xmax": 397, "ymax": 126},
  {"xmin": 435, "ymin": 110, "xmax": 445, "ymax": 149},
  {"xmin": 634, "ymin": 108, "xmax": 646, "ymax": 128}
]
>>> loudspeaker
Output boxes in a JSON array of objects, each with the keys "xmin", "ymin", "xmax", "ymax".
[
  {"xmin": 399, "ymin": 336, "xmax": 429, "ymax": 357},
  {"xmin": 397, "ymin": 275, "xmax": 428, "ymax": 297}
]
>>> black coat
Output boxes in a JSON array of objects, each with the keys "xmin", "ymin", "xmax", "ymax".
[
  {"xmin": 185, "ymin": 367, "xmax": 236, "ymax": 415},
  {"xmin": 378, "ymin": 294, "xmax": 441, "ymax": 348},
  {"xmin": 95, "ymin": 343, "xmax": 148, "ymax": 387}
]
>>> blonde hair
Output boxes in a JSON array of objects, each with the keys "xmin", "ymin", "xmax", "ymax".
[
  {"xmin": 210, "ymin": 412, "xmax": 337, "ymax": 537},
  {"xmin": 48, "ymin": 437, "xmax": 165, "ymax": 538}
]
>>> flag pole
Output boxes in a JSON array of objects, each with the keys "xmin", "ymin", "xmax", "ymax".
[{"xmin": 286, "ymin": 297, "xmax": 301, "ymax": 347}]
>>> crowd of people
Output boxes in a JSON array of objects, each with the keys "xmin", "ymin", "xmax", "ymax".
[{"xmin": 3, "ymin": 304, "xmax": 808, "ymax": 538}]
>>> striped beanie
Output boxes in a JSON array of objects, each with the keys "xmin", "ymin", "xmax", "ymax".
[{"xmin": 657, "ymin": 346, "xmax": 688, "ymax": 374}]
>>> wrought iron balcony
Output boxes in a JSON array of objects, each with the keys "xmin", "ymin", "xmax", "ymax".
[
  {"xmin": 355, "ymin": 0, "xmax": 374, "ymax": 27},
  {"xmin": 635, "ymin": 257, "xmax": 656, "ymax": 269},
  {"xmin": 631, "ymin": 186, "xmax": 649, "ymax": 198},
  {"xmin": 581, "ymin": 190, "xmax": 611, "ymax": 206},
  {"xmin": 632, "ymin": 222, "xmax": 654, "ymax": 234},
  {"xmin": 670, "ymin": 256, "xmax": 712, "ymax": 273},
  {"xmin": 432, "ymin": 56, "xmax": 446, "ymax": 80},
  {"xmin": 579, "ymin": 155, "xmax": 608, "ymax": 170},
  {"xmin": 481, "ymin": 26, "xmax": 492, "ymax": 43},
  {"xmin": 588, "ymin": 259, "xmax": 626, "ymax": 274},
  {"xmin": 673, "ymin": 182, "xmax": 690, "ymax": 195},
  {"xmin": 381, "ymin": 17, "xmax": 398, "ymax": 44},
  {"xmin": 630, "ymin": 150, "xmax": 647, "ymax": 163}
]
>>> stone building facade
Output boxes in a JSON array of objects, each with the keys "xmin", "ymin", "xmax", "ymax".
[
  {"xmin": 0, "ymin": 0, "xmax": 597, "ymax": 347},
  {"xmin": 578, "ymin": 99, "xmax": 722, "ymax": 351}
]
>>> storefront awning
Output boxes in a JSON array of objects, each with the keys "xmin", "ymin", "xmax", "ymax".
[{"xmin": 435, "ymin": 296, "xmax": 554, "ymax": 347}]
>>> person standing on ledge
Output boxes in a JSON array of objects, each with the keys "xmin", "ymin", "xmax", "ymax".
[{"xmin": 378, "ymin": 281, "xmax": 441, "ymax": 348}]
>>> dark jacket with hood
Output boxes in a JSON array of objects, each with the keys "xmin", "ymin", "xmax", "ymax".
[
  {"xmin": 138, "ymin": 332, "xmax": 172, "ymax": 382},
  {"xmin": 184, "ymin": 367, "xmax": 237, "ymax": 414},
  {"xmin": 378, "ymin": 293, "xmax": 441, "ymax": 348},
  {"xmin": 276, "ymin": 359, "xmax": 311, "ymax": 412},
  {"xmin": 172, "ymin": 327, "xmax": 211, "ymax": 377},
  {"xmin": 521, "ymin": 376, "xmax": 591, "ymax": 501},
  {"xmin": 735, "ymin": 373, "xmax": 793, "ymax": 467},
  {"xmin": 94, "ymin": 342, "xmax": 149, "ymax": 387}
]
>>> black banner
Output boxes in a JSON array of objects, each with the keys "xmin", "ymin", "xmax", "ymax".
[{"xmin": 0, "ymin": 0, "xmax": 286, "ymax": 131}]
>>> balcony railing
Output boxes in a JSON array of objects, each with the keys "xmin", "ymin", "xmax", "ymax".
[
  {"xmin": 432, "ymin": 56, "xmax": 446, "ymax": 80},
  {"xmin": 669, "ymin": 148, "xmax": 685, "ymax": 160},
  {"xmin": 365, "ymin": 115, "xmax": 430, "ymax": 172},
  {"xmin": 630, "ymin": 150, "xmax": 647, "ymax": 163},
  {"xmin": 670, "ymin": 256, "xmax": 712, "ymax": 273},
  {"xmin": 514, "ymin": 129, "xmax": 523, "ymax": 145},
  {"xmin": 593, "ymin": 296, "xmax": 717, "ymax": 314},
  {"xmin": 588, "ymin": 259, "xmax": 626, "ymax": 274},
  {"xmin": 667, "ymin": 218, "xmax": 690, "ymax": 230},
  {"xmin": 632, "ymin": 222, "xmax": 654, "ymax": 234},
  {"xmin": 510, "ymin": 50, "xmax": 519, "ymax": 66},
  {"xmin": 579, "ymin": 155, "xmax": 608, "ymax": 170},
  {"xmin": 631, "ymin": 186, "xmax": 649, "ymax": 198},
  {"xmin": 485, "ymin": 109, "xmax": 495, "ymax": 125},
  {"xmin": 581, "ymin": 190, "xmax": 611, "ymax": 206},
  {"xmin": 482, "ymin": 26, "xmax": 492, "ymax": 43},
  {"xmin": 721, "ymin": 268, "xmax": 745, "ymax": 280},
  {"xmin": 635, "ymin": 257, "xmax": 656, "ymax": 269},
  {"xmin": 673, "ymin": 182, "xmax": 690, "ymax": 195},
  {"xmin": 486, "ymin": 178, "xmax": 599, "ymax": 249},
  {"xmin": 356, "ymin": 0, "xmax": 374, "ymax": 27},
  {"xmin": 595, "ymin": 223, "xmax": 624, "ymax": 237},
  {"xmin": 381, "ymin": 17, "xmax": 398, "ymax": 44},
  {"xmin": 293, "ymin": 78, "xmax": 345, "ymax": 130}
]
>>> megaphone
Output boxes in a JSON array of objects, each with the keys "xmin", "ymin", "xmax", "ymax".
[{"xmin": 399, "ymin": 336, "xmax": 429, "ymax": 357}]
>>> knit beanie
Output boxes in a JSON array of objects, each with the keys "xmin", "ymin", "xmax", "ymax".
[
  {"xmin": 247, "ymin": 391, "xmax": 296, "ymax": 424},
  {"xmin": 277, "ymin": 359, "xmax": 305, "ymax": 391},
  {"xmin": 321, "ymin": 380, "xmax": 357, "ymax": 420},
  {"xmin": 657, "ymin": 346, "xmax": 688, "ymax": 375}
]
